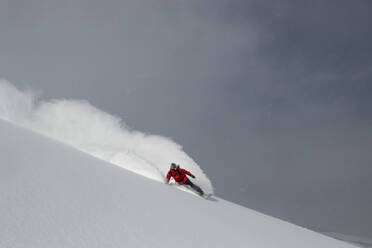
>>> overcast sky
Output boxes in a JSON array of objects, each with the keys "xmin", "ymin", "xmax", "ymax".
[{"xmin": 1, "ymin": 0, "xmax": 372, "ymax": 238}]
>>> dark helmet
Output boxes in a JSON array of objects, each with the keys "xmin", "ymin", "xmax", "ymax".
[{"xmin": 170, "ymin": 163, "xmax": 179, "ymax": 170}]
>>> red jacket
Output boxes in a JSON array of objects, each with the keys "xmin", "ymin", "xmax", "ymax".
[{"xmin": 166, "ymin": 168, "xmax": 191, "ymax": 185}]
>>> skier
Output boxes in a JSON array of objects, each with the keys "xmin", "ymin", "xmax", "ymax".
[{"xmin": 165, "ymin": 163, "xmax": 204, "ymax": 196}]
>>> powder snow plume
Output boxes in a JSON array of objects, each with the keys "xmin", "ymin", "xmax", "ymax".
[{"xmin": 0, "ymin": 79, "xmax": 213, "ymax": 194}]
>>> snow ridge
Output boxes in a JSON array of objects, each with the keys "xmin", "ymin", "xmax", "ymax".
[
  {"xmin": 324, "ymin": 233, "xmax": 372, "ymax": 248},
  {"xmin": 0, "ymin": 79, "xmax": 213, "ymax": 194}
]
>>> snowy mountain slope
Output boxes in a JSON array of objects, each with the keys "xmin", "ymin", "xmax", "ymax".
[
  {"xmin": 0, "ymin": 80, "xmax": 213, "ymax": 195},
  {"xmin": 0, "ymin": 119, "xmax": 356, "ymax": 247}
]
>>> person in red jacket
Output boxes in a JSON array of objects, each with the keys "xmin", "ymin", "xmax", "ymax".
[{"xmin": 165, "ymin": 163, "xmax": 204, "ymax": 196}]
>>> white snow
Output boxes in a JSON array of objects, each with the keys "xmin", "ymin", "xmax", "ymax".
[{"xmin": 0, "ymin": 118, "xmax": 357, "ymax": 247}]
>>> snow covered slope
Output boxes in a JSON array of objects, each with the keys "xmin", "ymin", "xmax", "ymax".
[
  {"xmin": 0, "ymin": 119, "xmax": 356, "ymax": 247},
  {"xmin": 0, "ymin": 80, "xmax": 213, "ymax": 195}
]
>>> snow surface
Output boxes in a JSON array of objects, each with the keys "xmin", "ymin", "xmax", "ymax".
[{"xmin": 0, "ymin": 119, "xmax": 357, "ymax": 247}]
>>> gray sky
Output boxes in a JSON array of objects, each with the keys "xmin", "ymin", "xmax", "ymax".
[{"xmin": 1, "ymin": 0, "xmax": 372, "ymax": 238}]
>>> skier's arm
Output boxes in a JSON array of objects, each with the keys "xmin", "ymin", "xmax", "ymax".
[
  {"xmin": 179, "ymin": 168, "xmax": 195, "ymax": 178},
  {"xmin": 180, "ymin": 168, "xmax": 196, "ymax": 178},
  {"xmin": 179, "ymin": 168, "xmax": 190, "ymax": 175},
  {"xmin": 165, "ymin": 171, "xmax": 171, "ymax": 183}
]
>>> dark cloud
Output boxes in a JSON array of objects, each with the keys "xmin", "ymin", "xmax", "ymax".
[{"xmin": 1, "ymin": 0, "xmax": 372, "ymax": 238}]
